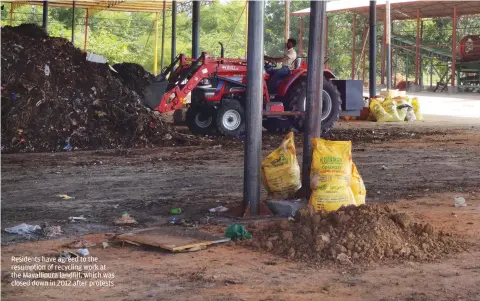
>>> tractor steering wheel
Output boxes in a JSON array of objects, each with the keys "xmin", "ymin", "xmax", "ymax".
[{"xmin": 264, "ymin": 58, "xmax": 278, "ymax": 70}]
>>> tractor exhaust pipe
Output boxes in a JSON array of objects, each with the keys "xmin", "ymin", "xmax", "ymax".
[{"xmin": 219, "ymin": 42, "xmax": 225, "ymax": 58}]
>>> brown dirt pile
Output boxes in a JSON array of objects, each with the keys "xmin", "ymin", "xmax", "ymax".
[
  {"xmin": 248, "ymin": 204, "xmax": 463, "ymax": 264},
  {"xmin": 1, "ymin": 24, "xmax": 170, "ymax": 153}
]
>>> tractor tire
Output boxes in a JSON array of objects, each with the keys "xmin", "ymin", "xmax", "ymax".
[
  {"xmin": 186, "ymin": 104, "xmax": 216, "ymax": 135},
  {"xmin": 287, "ymin": 77, "xmax": 341, "ymax": 134},
  {"xmin": 216, "ymin": 99, "xmax": 245, "ymax": 137}
]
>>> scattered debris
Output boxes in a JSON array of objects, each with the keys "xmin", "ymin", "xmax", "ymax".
[
  {"xmin": 381, "ymin": 165, "xmax": 388, "ymax": 170},
  {"xmin": 209, "ymin": 206, "xmax": 229, "ymax": 213},
  {"xmin": 225, "ymin": 224, "xmax": 252, "ymax": 241},
  {"xmin": 4, "ymin": 223, "xmax": 41, "ymax": 235},
  {"xmin": 264, "ymin": 199, "xmax": 306, "ymax": 217},
  {"xmin": 43, "ymin": 225, "xmax": 62, "ymax": 237},
  {"xmin": 65, "ymin": 239, "xmax": 96, "ymax": 248},
  {"xmin": 58, "ymin": 251, "xmax": 78, "ymax": 261},
  {"xmin": 68, "ymin": 215, "xmax": 87, "ymax": 222},
  {"xmin": 114, "ymin": 212, "xmax": 138, "ymax": 225},
  {"xmin": 117, "ymin": 227, "xmax": 230, "ymax": 252},
  {"xmin": 57, "ymin": 194, "xmax": 75, "ymax": 200},
  {"xmin": 77, "ymin": 249, "xmax": 89, "ymax": 256},
  {"xmin": 101, "ymin": 241, "xmax": 109, "ymax": 249},
  {"xmin": 247, "ymin": 204, "xmax": 463, "ymax": 264},
  {"xmin": 170, "ymin": 208, "xmax": 183, "ymax": 215},
  {"xmin": 454, "ymin": 197, "xmax": 467, "ymax": 208}
]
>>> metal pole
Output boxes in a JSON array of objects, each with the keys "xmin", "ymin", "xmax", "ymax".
[
  {"xmin": 325, "ymin": 15, "xmax": 329, "ymax": 61},
  {"xmin": 302, "ymin": 0, "xmax": 327, "ymax": 199},
  {"xmin": 406, "ymin": 54, "xmax": 409, "ymax": 83},
  {"xmin": 451, "ymin": 6, "xmax": 457, "ymax": 90},
  {"xmin": 381, "ymin": 20, "xmax": 386, "ymax": 85},
  {"xmin": 285, "ymin": 0, "xmax": 290, "ymax": 41},
  {"xmin": 160, "ymin": 0, "xmax": 166, "ymax": 70},
  {"xmin": 71, "ymin": 1, "xmax": 75, "ymax": 44},
  {"xmin": 42, "ymin": 1, "xmax": 48, "ymax": 31},
  {"xmin": 415, "ymin": 8, "xmax": 420, "ymax": 85},
  {"xmin": 351, "ymin": 13, "xmax": 357, "ymax": 79},
  {"xmin": 299, "ymin": 17, "xmax": 304, "ymax": 56},
  {"xmin": 171, "ymin": 1, "xmax": 177, "ymax": 63},
  {"xmin": 83, "ymin": 9, "xmax": 89, "ymax": 52},
  {"xmin": 9, "ymin": 4, "xmax": 14, "ymax": 26},
  {"xmin": 386, "ymin": 1, "xmax": 391, "ymax": 89},
  {"xmin": 244, "ymin": 0, "xmax": 264, "ymax": 216},
  {"xmin": 154, "ymin": 12, "xmax": 159, "ymax": 74},
  {"xmin": 430, "ymin": 58, "xmax": 433, "ymax": 88},
  {"xmin": 369, "ymin": 0, "xmax": 377, "ymax": 98},
  {"xmin": 192, "ymin": 0, "xmax": 200, "ymax": 58},
  {"xmin": 244, "ymin": 0, "xmax": 248, "ymax": 57}
]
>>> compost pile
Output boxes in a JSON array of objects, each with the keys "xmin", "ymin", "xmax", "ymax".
[
  {"xmin": 248, "ymin": 204, "xmax": 463, "ymax": 264},
  {"xmin": 1, "ymin": 24, "xmax": 169, "ymax": 153},
  {"xmin": 112, "ymin": 63, "xmax": 155, "ymax": 97}
]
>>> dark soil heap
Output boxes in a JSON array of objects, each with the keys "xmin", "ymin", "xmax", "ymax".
[
  {"xmin": 248, "ymin": 204, "xmax": 463, "ymax": 264},
  {"xmin": 1, "ymin": 24, "xmax": 169, "ymax": 153},
  {"xmin": 112, "ymin": 63, "xmax": 155, "ymax": 97}
]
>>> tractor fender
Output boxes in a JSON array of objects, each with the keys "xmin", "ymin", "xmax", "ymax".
[{"xmin": 278, "ymin": 69, "xmax": 337, "ymax": 96}]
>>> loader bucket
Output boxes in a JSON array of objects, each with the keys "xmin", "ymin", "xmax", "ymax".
[{"xmin": 143, "ymin": 80, "xmax": 169, "ymax": 110}]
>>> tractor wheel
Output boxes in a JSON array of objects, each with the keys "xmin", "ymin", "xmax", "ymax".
[
  {"xmin": 287, "ymin": 77, "xmax": 341, "ymax": 134},
  {"xmin": 186, "ymin": 104, "xmax": 216, "ymax": 135},
  {"xmin": 216, "ymin": 99, "xmax": 245, "ymax": 137}
]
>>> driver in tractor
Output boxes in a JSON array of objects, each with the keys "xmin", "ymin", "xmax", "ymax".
[{"xmin": 264, "ymin": 38, "xmax": 297, "ymax": 95}]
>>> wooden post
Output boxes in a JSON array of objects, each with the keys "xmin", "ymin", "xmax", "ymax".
[
  {"xmin": 351, "ymin": 14, "xmax": 357, "ymax": 79},
  {"xmin": 451, "ymin": 6, "xmax": 457, "ymax": 89},
  {"xmin": 83, "ymin": 9, "xmax": 89, "ymax": 52},
  {"xmin": 154, "ymin": 12, "xmax": 159, "ymax": 75},
  {"xmin": 415, "ymin": 8, "xmax": 420, "ymax": 85}
]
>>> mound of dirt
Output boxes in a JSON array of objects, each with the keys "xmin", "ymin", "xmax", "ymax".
[
  {"xmin": 1, "ymin": 24, "xmax": 171, "ymax": 153},
  {"xmin": 247, "ymin": 204, "xmax": 463, "ymax": 264},
  {"xmin": 112, "ymin": 63, "xmax": 155, "ymax": 97}
]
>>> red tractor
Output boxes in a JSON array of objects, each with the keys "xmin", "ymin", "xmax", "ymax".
[{"xmin": 144, "ymin": 49, "xmax": 363, "ymax": 136}]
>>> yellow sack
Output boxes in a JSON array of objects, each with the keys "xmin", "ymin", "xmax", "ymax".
[
  {"xmin": 309, "ymin": 139, "xmax": 356, "ymax": 212},
  {"xmin": 350, "ymin": 162, "xmax": 366, "ymax": 206},
  {"xmin": 382, "ymin": 97, "xmax": 403, "ymax": 122},
  {"xmin": 261, "ymin": 132, "xmax": 301, "ymax": 199},
  {"xmin": 411, "ymin": 97, "xmax": 423, "ymax": 120},
  {"xmin": 370, "ymin": 98, "xmax": 393, "ymax": 122}
]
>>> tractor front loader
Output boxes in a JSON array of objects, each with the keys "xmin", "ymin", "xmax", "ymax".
[{"xmin": 143, "ymin": 50, "xmax": 365, "ymax": 137}]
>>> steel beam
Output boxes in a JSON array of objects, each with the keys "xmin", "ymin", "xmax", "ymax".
[
  {"xmin": 171, "ymin": 1, "xmax": 176, "ymax": 63},
  {"xmin": 415, "ymin": 8, "xmax": 420, "ymax": 84},
  {"xmin": 244, "ymin": 0, "xmax": 264, "ymax": 216},
  {"xmin": 160, "ymin": 0, "xmax": 166, "ymax": 70},
  {"xmin": 154, "ymin": 12, "xmax": 159, "ymax": 74},
  {"xmin": 351, "ymin": 13, "xmax": 357, "ymax": 79},
  {"xmin": 72, "ymin": 1, "xmax": 75, "ymax": 44},
  {"xmin": 83, "ymin": 9, "xmax": 89, "ymax": 52},
  {"xmin": 302, "ymin": 0, "xmax": 327, "ymax": 199},
  {"xmin": 369, "ymin": 1, "xmax": 377, "ymax": 98},
  {"xmin": 285, "ymin": 0, "xmax": 290, "ymax": 41},
  {"xmin": 299, "ymin": 17, "xmax": 304, "ymax": 55},
  {"xmin": 386, "ymin": 1, "xmax": 392, "ymax": 89},
  {"xmin": 381, "ymin": 20, "xmax": 386, "ymax": 85},
  {"xmin": 192, "ymin": 1, "xmax": 200, "ymax": 58},
  {"xmin": 451, "ymin": 6, "xmax": 457, "ymax": 88},
  {"xmin": 42, "ymin": 1, "xmax": 48, "ymax": 31}
]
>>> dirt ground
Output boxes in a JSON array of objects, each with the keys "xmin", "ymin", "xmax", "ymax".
[{"xmin": 2, "ymin": 116, "xmax": 480, "ymax": 301}]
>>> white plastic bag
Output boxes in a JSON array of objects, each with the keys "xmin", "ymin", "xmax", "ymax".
[{"xmin": 5, "ymin": 223, "xmax": 41, "ymax": 235}]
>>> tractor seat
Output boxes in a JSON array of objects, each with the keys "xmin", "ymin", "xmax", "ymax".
[{"xmin": 293, "ymin": 58, "xmax": 302, "ymax": 69}]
